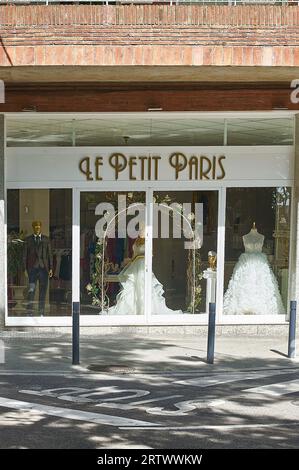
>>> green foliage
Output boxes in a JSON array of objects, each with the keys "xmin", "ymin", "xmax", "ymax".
[
  {"xmin": 86, "ymin": 238, "xmax": 109, "ymax": 308},
  {"xmin": 7, "ymin": 233, "xmax": 25, "ymax": 281},
  {"xmin": 187, "ymin": 247, "xmax": 203, "ymax": 313}
]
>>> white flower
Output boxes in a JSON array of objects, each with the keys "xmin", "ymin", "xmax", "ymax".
[{"xmin": 86, "ymin": 283, "xmax": 92, "ymax": 292}]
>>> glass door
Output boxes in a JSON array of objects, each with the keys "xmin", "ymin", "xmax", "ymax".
[
  {"xmin": 80, "ymin": 191, "xmax": 146, "ymax": 317},
  {"xmin": 151, "ymin": 190, "xmax": 219, "ymax": 316},
  {"xmin": 79, "ymin": 188, "xmax": 219, "ymax": 321}
]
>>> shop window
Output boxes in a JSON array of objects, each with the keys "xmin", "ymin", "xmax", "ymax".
[
  {"xmin": 7, "ymin": 189, "xmax": 72, "ymax": 317},
  {"xmin": 6, "ymin": 119, "xmax": 74, "ymax": 147},
  {"xmin": 6, "ymin": 117, "xmax": 225, "ymax": 147},
  {"xmin": 80, "ymin": 190, "xmax": 219, "ymax": 316},
  {"xmin": 152, "ymin": 190, "xmax": 218, "ymax": 314},
  {"xmin": 80, "ymin": 191, "xmax": 146, "ymax": 315},
  {"xmin": 7, "ymin": 117, "xmax": 293, "ymax": 147},
  {"xmin": 227, "ymin": 118, "xmax": 293, "ymax": 146},
  {"xmin": 224, "ymin": 187, "xmax": 291, "ymax": 316}
]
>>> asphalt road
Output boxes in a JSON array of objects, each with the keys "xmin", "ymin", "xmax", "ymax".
[{"xmin": 0, "ymin": 366, "xmax": 299, "ymax": 449}]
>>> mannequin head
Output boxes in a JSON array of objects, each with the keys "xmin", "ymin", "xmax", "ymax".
[
  {"xmin": 208, "ymin": 251, "xmax": 217, "ymax": 271},
  {"xmin": 32, "ymin": 220, "xmax": 42, "ymax": 236}
]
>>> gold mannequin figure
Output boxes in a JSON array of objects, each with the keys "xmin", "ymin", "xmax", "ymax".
[{"xmin": 208, "ymin": 251, "xmax": 217, "ymax": 271}]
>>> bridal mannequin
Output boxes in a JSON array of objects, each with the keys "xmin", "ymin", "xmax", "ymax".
[
  {"xmin": 223, "ymin": 221, "xmax": 285, "ymax": 315},
  {"xmin": 242, "ymin": 222, "xmax": 264, "ymax": 254},
  {"xmin": 104, "ymin": 227, "xmax": 183, "ymax": 315}
]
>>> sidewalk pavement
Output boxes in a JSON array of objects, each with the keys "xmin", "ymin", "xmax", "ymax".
[{"xmin": 0, "ymin": 332, "xmax": 298, "ymax": 374}]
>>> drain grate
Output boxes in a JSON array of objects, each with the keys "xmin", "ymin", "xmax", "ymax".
[{"xmin": 87, "ymin": 364, "xmax": 136, "ymax": 373}]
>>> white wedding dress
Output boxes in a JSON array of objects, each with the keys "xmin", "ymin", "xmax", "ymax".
[
  {"xmin": 223, "ymin": 231, "xmax": 285, "ymax": 315},
  {"xmin": 106, "ymin": 240, "xmax": 183, "ymax": 315}
]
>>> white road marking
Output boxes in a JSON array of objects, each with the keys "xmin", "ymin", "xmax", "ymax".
[
  {"xmin": 20, "ymin": 387, "xmax": 150, "ymax": 403},
  {"xmin": 19, "ymin": 387, "xmax": 185, "ymax": 413},
  {"xmin": 19, "ymin": 386, "xmax": 225, "ymax": 415},
  {"xmin": 20, "ymin": 387, "xmax": 94, "ymax": 404},
  {"xmin": 208, "ymin": 399, "xmax": 227, "ymax": 407},
  {"xmin": 20, "ymin": 387, "xmax": 88, "ymax": 397},
  {"xmin": 119, "ymin": 422, "xmax": 299, "ymax": 431},
  {"xmin": 127, "ymin": 394, "xmax": 183, "ymax": 406},
  {"xmin": 0, "ymin": 396, "xmax": 159, "ymax": 428},
  {"xmin": 244, "ymin": 379, "xmax": 299, "ymax": 397},
  {"xmin": 175, "ymin": 370, "xmax": 298, "ymax": 388},
  {"xmin": 98, "ymin": 395, "xmax": 184, "ymax": 411},
  {"xmin": 144, "ymin": 398, "xmax": 229, "ymax": 416}
]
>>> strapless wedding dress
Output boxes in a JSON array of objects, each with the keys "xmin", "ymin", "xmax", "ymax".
[
  {"xmin": 106, "ymin": 242, "xmax": 182, "ymax": 315},
  {"xmin": 223, "ymin": 238, "xmax": 285, "ymax": 315}
]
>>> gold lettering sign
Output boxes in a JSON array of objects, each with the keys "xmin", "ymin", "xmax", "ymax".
[
  {"xmin": 109, "ymin": 153, "xmax": 127, "ymax": 180},
  {"xmin": 79, "ymin": 153, "xmax": 226, "ymax": 181},
  {"xmin": 169, "ymin": 153, "xmax": 226, "ymax": 180},
  {"xmin": 79, "ymin": 157, "xmax": 93, "ymax": 181},
  {"xmin": 169, "ymin": 152, "xmax": 187, "ymax": 180}
]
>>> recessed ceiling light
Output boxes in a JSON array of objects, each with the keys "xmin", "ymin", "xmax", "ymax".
[{"xmin": 21, "ymin": 106, "xmax": 37, "ymax": 112}]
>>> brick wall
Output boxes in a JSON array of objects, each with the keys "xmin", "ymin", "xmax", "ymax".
[
  {"xmin": 0, "ymin": 5, "xmax": 299, "ymax": 66},
  {"xmin": 1, "ymin": 4, "xmax": 299, "ymax": 28},
  {"xmin": 0, "ymin": 83, "xmax": 295, "ymax": 112}
]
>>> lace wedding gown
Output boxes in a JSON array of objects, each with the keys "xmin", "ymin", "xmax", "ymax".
[
  {"xmin": 223, "ymin": 235, "xmax": 285, "ymax": 315},
  {"xmin": 106, "ymin": 241, "xmax": 182, "ymax": 315}
]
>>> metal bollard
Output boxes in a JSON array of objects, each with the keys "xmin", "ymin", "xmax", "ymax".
[
  {"xmin": 288, "ymin": 300, "xmax": 297, "ymax": 359},
  {"xmin": 72, "ymin": 301, "xmax": 80, "ymax": 365},
  {"xmin": 207, "ymin": 302, "xmax": 216, "ymax": 364}
]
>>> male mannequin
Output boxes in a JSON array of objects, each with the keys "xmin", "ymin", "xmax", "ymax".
[
  {"xmin": 242, "ymin": 222, "xmax": 264, "ymax": 253},
  {"xmin": 23, "ymin": 220, "xmax": 53, "ymax": 316}
]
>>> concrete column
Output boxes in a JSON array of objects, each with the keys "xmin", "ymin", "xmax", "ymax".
[{"xmin": 0, "ymin": 114, "xmax": 5, "ymax": 329}]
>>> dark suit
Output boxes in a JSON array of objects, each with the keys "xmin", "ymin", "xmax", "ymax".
[{"xmin": 23, "ymin": 234, "xmax": 53, "ymax": 315}]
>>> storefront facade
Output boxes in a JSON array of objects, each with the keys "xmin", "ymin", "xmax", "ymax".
[
  {"xmin": 1, "ymin": 3, "xmax": 299, "ymax": 332},
  {"xmin": 2, "ymin": 111, "xmax": 296, "ymax": 328}
]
